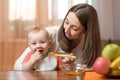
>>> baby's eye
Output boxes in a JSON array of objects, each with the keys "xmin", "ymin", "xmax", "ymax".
[
  {"xmin": 40, "ymin": 41, "xmax": 45, "ymax": 44},
  {"xmin": 32, "ymin": 43, "xmax": 36, "ymax": 45}
]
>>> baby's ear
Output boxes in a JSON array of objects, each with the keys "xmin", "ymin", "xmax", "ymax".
[{"xmin": 49, "ymin": 40, "xmax": 52, "ymax": 47}]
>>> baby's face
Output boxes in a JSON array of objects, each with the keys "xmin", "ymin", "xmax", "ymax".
[{"xmin": 28, "ymin": 30, "xmax": 51, "ymax": 57}]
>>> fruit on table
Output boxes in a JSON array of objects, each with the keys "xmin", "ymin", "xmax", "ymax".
[
  {"xmin": 110, "ymin": 69, "xmax": 120, "ymax": 76},
  {"xmin": 110, "ymin": 56, "xmax": 120, "ymax": 69},
  {"xmin": 93, "ymin": 57, "xmax": 111, "ymax": 75},
  {"xmin": 102, "ymin": 44, "xmax": 120, "ymax": 61},
  {"xmin": 93, "ymin": 44, "xmax": 120, "ymax": 76}
]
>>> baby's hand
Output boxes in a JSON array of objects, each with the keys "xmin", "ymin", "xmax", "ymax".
[
  {"xmin": 62, "ymin": 53, "xmax": 75, "ymax": 64},
  {"xmin": 31, "ymin": 49, "xmax": 43, "ymax": 62}
]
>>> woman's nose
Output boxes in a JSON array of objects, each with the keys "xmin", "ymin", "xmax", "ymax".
[{"xmin": 65, "ymin": 25, "xmax": 70, "ymax": 33}]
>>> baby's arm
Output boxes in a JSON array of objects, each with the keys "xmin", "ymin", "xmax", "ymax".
[
  {"xmin": 14, "ymin": 47, "xmax": 31, "ymax": 70},
  {"xmin": 22, "ymin": 50, "xmax": 42, "ymax": 70}
]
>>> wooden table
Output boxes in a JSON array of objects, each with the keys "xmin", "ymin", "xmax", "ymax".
[
  {"xmin": 84, "ymin": 72, "xmax": 120, "ymax": 80},
  {"xmin": 0, "ymin": 71, "xmax": 120, "ymax": 80}
]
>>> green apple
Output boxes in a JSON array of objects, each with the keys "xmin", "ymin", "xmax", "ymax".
[{"xmin": 102, "ymin": 44, "xmax": 120, "ymax": 61}]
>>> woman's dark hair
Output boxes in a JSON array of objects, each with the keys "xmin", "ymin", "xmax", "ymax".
[{"xmin": 58, "ymin": 4, "xmax": 101, "ymax": 67}]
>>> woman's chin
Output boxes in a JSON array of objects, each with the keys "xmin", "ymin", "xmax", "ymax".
[{"xmin": 67, "ymin": 37, "xmax": 72, "ymax": 40}]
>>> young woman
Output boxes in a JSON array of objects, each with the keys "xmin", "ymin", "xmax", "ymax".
[{"xmin": 14, "ymin": 3, "xmax": 101, "ymax": 70}]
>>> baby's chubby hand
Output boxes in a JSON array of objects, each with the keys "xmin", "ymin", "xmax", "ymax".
[
  {"xmin": 31, "ymin": 49, "xmax": 43, "ymax": 62},
  {"xmin": 62, "ymin": 53, "xmax": 76, "ymax": 64}
]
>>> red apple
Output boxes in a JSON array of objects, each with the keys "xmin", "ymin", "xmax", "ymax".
[{"xmin": 93, "ymin": 57, "xmax": 111, "ymax": 75}]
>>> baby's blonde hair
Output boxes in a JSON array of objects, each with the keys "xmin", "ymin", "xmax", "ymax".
[{"xmin": 28, "ymin": 26, "xmax": 50, "ymax": 42}]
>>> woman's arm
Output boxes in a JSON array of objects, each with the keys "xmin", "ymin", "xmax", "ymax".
[
  {"xmin": 45, "ymin": 26, "xmax": 59, "ymax": 39},
  {"xmin": 45, "ymin": 26, "xmax": 60, "ymax": 51}
]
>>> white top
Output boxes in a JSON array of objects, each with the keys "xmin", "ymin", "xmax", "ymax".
[
  {"xmin": 35, "ymin": 53, "xmax": 57, "ymax": 71},
  {"xmin": 14, "ymin": 26, "xmax": 84, "ymax": 70},
  {"xmin": 45, "ymin": 26, "xmax": 85, "ymax": 64},
  {"xmin": 14, "ymin": 48, "xmax": 57, "ymax": 71}
]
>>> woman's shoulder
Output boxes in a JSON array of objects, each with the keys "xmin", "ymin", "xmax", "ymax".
[
  {"xmin": 45, "ymin": 25, "xmax": 59, "ymax": 30},
  {"xmin": 45, "ymin": 26, "xmax": 60, "ymax": 40},
  {"xmin": 45, "ymin": 26, "xmax": 59, "ymax": 34}
]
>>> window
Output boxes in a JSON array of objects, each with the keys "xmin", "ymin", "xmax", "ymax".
[
  {"xmin": 9, "ymin": 0, "xmax": 36, "ymax": 39},
  {"xmin": 48, "ymin": 0, "xmax": 87, "ymax": 25},
  {"xmin": 58, "ymin": 0, "xmax": 87, "ymax": 19},
  {"xmin": 9, "ymin": 0, "xmax": 36, "ymax": 21},
  {"xmin": 9, "ymin": 0, "xmax": 87, "ymax": 39}
]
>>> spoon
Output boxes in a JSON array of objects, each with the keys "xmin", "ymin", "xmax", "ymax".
[{"xmin": 50, "ymin": 52, "xmax": 76, "ymax": 59}]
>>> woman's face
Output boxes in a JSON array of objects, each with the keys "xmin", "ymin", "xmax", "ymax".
[{"xmin": 63, "ymin": 12, "xmax": 85, "ymax": 40}]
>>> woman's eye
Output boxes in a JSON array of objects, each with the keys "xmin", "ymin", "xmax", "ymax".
[
  {"xmin": 64, "ymin": 20, "xmax": 69, "ymax": 25},
  {"xmin": 72, "ymin": 26, "xmax": 80, "ymax": 31}
]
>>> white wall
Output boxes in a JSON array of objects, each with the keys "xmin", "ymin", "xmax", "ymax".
[
  {"xmin": 89, "ymin": 0, "xmax": 120, "ymax": 40},
  {"xmin": 112, "ymin": 0, "xmax": 120, "ymax": 40}
]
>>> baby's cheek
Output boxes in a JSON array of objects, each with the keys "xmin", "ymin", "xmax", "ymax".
[{"xmin": 31, "ymin": 47, "xmax": 36, "ymax": 52}]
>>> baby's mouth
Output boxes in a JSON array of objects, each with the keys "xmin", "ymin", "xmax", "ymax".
[{"xmin": 38, "ymin": 49, "xmax": 43, "ymax": 52}]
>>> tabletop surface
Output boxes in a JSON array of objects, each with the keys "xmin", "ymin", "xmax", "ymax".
[{"xmin": 0, "ymin": 71, "xmax": 120, "ymax": 80}]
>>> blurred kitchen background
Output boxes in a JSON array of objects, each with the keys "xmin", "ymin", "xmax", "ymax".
[{"xmin": 0, "ymin": 0, "xmax": 120, "ymax": 70}]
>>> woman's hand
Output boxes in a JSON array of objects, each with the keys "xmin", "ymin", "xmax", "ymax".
[{"xmin": 62, "ymin": 53, "xmax": 75, "ymax": 64}]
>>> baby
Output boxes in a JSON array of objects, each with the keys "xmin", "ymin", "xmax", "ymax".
[{"xmin": 21, "ymin": 27, "xmax": 57, "ymax": 71}]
